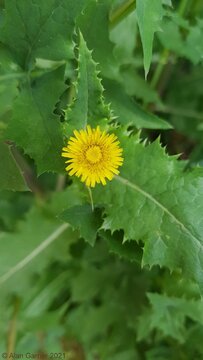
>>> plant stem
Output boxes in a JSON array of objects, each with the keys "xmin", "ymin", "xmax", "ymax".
[
  {"xmin": 10, "ymin": 145, "xmax": 44, "ymax": 198},
  {"xmin": 87, "ymin": 187, "xmax": 94, "ymax": 212},
  {"xmin": 55, "ymin": 174, "xmax": 66, "ymax": 191},
  {"xmin": 150, "ymin": 49, "xmax": 170, "ymax": 89},
  {"xmin": 7, "ymin": 298, "xmax": 20, "ymax": 354},
  {"xmin": 178, "ymin": 0, "xmax": 189, "ymax": 16},
  {"xmin": 109, "ymin": 0, "xmax": 136, "ymax": 28}
]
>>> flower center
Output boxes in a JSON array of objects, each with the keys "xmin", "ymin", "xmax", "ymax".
[{"xmin": 86, "ymin": 145, "xmax": 102, "ymax": 164}]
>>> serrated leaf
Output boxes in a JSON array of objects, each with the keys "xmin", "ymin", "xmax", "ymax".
[
  {"xmin": 104, "ymin": 79, "xmax": 172, "ymax": 129},
  {"xmin": 93, "ymin": 134, "xmax": 203, "ymax": 292},
  {"xmin": 0, "ymin": 141, "xmax": 27, "ymax": 191},
  {"xmin": 136, "ymin": 0, "xmax": 163, "ymax": 77},
  {"xmin": 6, "ymin": 66, "xmax": 66, "ymax": 174},
  {"xmin": 66, "ymin": 33, "xmax": 111, "ymax": 131},
  {"xmin": 60, "ymin": 204, "xmax": 102, "ymax": 246},
  {"xmin": 137, "ymin": 293, "xmax": 203, "ymax": 342},
  {"xmin": 0, "ymin": 0, "xmax": 86, "ymax": 69},
  {"xmin": 100, "ymin": 230, "xmax": 142, "ymax": 263},
  {"xmin": 78, "ymin": 0, "xmax": 118, "ymax": 78}
]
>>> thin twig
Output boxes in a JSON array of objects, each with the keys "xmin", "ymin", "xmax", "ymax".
[
  {"xmin": 109, "ymin": 0, "xmax": 136, "ymax": 28},
  {"xmin": 55, "ymin": 174, "xmax": 66, "ymax": 191},
  {"xmin": 87, "ymin": 187, "xmax": 94, "ymax": 212},
  {"xmin": 7, "ymin": 298, "xmax": 20, "ymax": 354},
  {"xmin": 0, "ymin": 223, "xmax": 69, "ymax": 285},
  {"xmin": 10, "ymin": 145, "xmax": 44, "ymax": 198}
]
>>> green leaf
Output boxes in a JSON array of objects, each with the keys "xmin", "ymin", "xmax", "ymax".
[
  {"xmin": 110, "ymin": 10, "xmax": 138, "ymax": 66},
  {"xmin": 137, "ymin": 293, "xmax": 203, "ymax": 342},
  {"xmin": 158, "ymin": 16, "xmax": 203, "ymax": 65},
  {"xmin": 103, "ymin": 79, "xmax": 172, "ymax": 129},
  {"xmin": 162, "ymin": 0, "xmax": 172, "ymax": 6},
  {"xmin": 93, "ymin": 134, "xmax": 203, "ymax": 292},
  {"xmin": 0, "ymin": 45, "xmax": 22, "ymax": 119},
  {"xmin": 184, "ymin": 19, "xmax": 203, "ymax": 64},
  {"xmin": 0, "ymin": 187, "xmax": 79, "ymax": 298},
  {"xmin": 66, "ymin": 33, "xmax": 111, "ymax": 131},
  {"xmin": 6, "ymin": 66, "xmax": 66, "ymax": 174},
  {"xmin": 78, "ymin": 0, "xmax": 118, "ymax": 77},
  {"xmin": 60, "ymin": 204, "xmax": 102, "ymax": 246},
  {"xmin": 0, "ymin": 0, "xmax": 86, "ymax": 69},
  {"xmin": 0, "ymin": 141, "xmax": 27, "ymax": 191},
  {"xmin": 100, "ymin": 230, "xmax": 142, "ymax": 263},
  {"xmin": 136, "ymin": 0, "xmax": 163, "ymax": 77}
]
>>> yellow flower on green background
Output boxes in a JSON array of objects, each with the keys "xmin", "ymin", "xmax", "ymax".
[{"xmin": 62, "ymin": 126, "xmax": 123, "ymax": 187}]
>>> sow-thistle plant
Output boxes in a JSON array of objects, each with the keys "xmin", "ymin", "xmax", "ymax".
[{"xmin": 62, "ymin": 126, "xmax": 123, "ymax": 187}]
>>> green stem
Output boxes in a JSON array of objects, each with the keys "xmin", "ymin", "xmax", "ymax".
[
  {"xmin": 87, "ymin": 187, "xmax": 94, "ymax": 212},
  {"xmin": 109, "ymin": 0, "xmax": 136, "ymax": 28},
  {"xmin": 150, "ymin": 49, "xmax": 169, "ymax": 89},
  {"xmin": 178, "ymin": 0, "xmax": 189, "ymax": 16},
  {"xmin": 7, "ymin": 298, "xmax": 20, "ymax": 354}
]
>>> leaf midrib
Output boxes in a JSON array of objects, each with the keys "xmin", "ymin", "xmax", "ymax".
[{"xmin": 116, "ymin": 175, "xmax": 202, "ymax": 249}]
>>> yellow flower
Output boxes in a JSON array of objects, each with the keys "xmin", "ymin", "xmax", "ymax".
[{"xmin": 62, "ymin": 126, "xmax": 123, "ymax": 187}]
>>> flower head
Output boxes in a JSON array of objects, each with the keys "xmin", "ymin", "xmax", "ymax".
[{"xmin": 62, "ymin": 126, "xmax": 123, "ymax": 187}]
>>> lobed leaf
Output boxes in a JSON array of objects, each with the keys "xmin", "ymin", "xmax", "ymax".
[
  {"xmin": 6, "ymin": 66, "xmax": 66, "ymax": 174},
  {"xmin": 93, "ymin": 134, "xmax": 203, "ymax": 292},
  {"xmin": 0, "ymin": 0, "xmax": 86, "ymax": 69},
  {"xmin": 137, "ymin": 293, "xmax": 203, "ymax": 342}
]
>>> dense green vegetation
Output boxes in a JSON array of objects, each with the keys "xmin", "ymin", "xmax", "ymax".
[{"xmin": 1, "ymin": 0, "xmax": 203, "ymax": 358}]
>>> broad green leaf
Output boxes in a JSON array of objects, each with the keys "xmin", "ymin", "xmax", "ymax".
[
  {"xmin": 119, "ymin": 67, "xmax": 161, "ymax": 105},
  {"xmin": 103, "ymin": 79, "xmax": 172, "ymax": 129},
  {"xmin": 66, "ymin": 33, "xmax": 111, "ymax": 131},
  {"xmin": 158, "ymin": 16, "xmax": 203, "ymax": 65},
  {"xmin": 0, "ymin": 45, "xmax": 22, "ymax": 118},
  {"xmin": 136, "ymin": 0, "xmax": 163, "ymax": 77},
  {"xmin": 6, "ymin": 66, "xmax": 66, "ymax": 174},
  {"xmin": 60, "ymin": 204, "xmax": 102, "ymax": 246},
  {"xmin": 184, "ymin": 19, "xmax": 203, "ymax": 64},
  {"xmin": 158, "ymin": 18, "xmax": 185, "ymax": 55},
  {"xmin": 0, "ymin": 141, "xmax": 27, "ymax": 191},
  {"xmin": 93, "ymin": 134, "xmax": 203, "ymax": 292},
  {"xmin": 0, "ymin": 187, "xmax": 80, "ymax": 298},
  {"xmin": 0, "ymin": 209, "xmax": 70, "ymax": 296},
  {"xmin": 137, "ymin": 293, "xmax": 203, "ymax": 342},
  {"xmin": 0, "ymin": 0, "xmax": 86, "ymax": 68}
]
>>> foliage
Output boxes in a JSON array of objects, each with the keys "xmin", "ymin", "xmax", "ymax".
[{"xmin": 1, "ymin": 0, "xmax": 203, "ymax": 358}]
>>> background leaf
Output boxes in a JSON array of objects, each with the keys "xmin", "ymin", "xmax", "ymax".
[
  {"xmin": 103, "ymin": 78, "xmax": 172, "ymax": 129},
  {"xmin": 0, "ymin": 141, "xmax": 27, "ymax": 191},
  {"xmin": 136, "ymin": 0, "xmax": 163, "ymax": 77},
  {"xmin": 0, "ymin": 0, "xmax": 86, "ymax": 68},
  {"xmin": 6, "ymin": 66, "xmax": 66, "ymax": 174}
]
